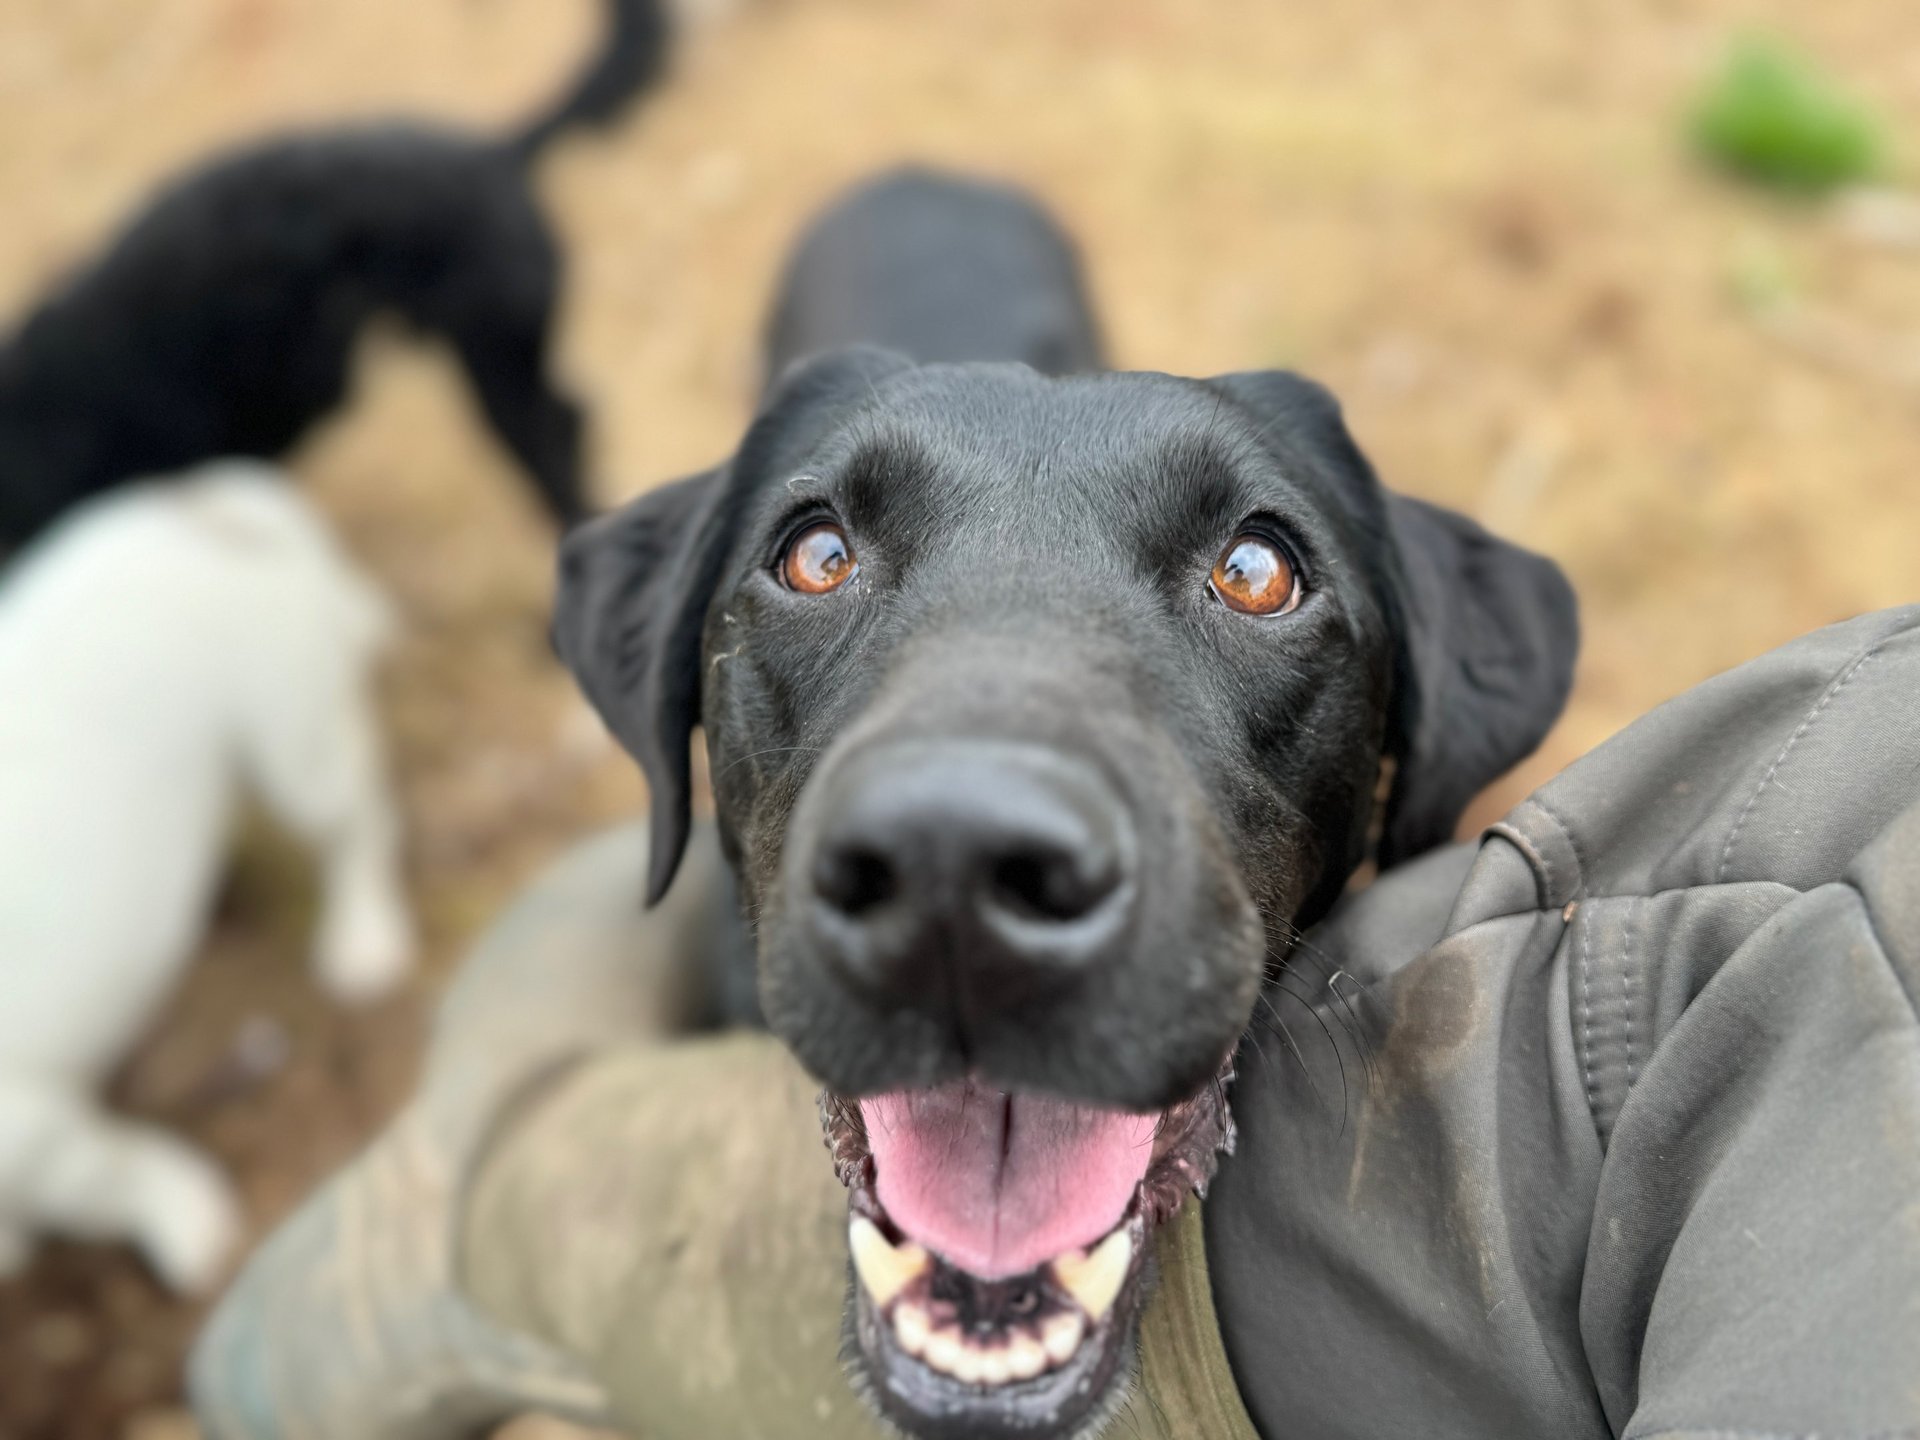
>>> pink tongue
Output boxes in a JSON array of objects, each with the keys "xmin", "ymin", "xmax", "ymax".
[{"xmin": 860, "ymin": 1083, "xmax": 1158, "ymax": 1279}]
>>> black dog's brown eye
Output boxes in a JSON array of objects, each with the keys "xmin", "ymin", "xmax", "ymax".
[
  {"xmin": 782, "ymin": 521, "xmax": 857, "ymax": 594},
  {"xmin": 1210, "ymin": 534, "xmax": 1299, "ymax": 616}
]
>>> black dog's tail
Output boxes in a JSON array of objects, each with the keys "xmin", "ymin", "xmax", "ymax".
[{"xmin": 507, "ymin": 0, "xmax": 671, "ymax": 160}]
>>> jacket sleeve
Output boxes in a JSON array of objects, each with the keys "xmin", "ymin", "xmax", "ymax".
[{"xmin": 1583, "ymin": 801, "xmax": 1920, "ymax": 1439}]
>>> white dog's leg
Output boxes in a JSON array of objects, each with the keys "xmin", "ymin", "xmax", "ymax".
[
  {"xmin": 309, "ymin": 793, "xmax": 417, "ymax": 1005},
  {"xmin": 249, "ymin": 668, "xmax": 417, "ymax": 1005},
  {"xmin": 0, "ymin": 1080, "xmax": 241, "ymax": 1295}
]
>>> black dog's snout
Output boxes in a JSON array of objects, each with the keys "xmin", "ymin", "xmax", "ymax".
[
  {"xmin": 812, "ymin": 811, "xmax": 1120, "ymax": 926},
  {"xmin": 802, "ymin": 740, "xmax": 1135, "ymax": 1017}
]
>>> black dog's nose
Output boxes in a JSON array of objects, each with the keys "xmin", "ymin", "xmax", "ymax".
[{"xmin": 803, "ymin": 740, "xmax": 1135, "ymax": 1015}]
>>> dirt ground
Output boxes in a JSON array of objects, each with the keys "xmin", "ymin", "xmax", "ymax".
[{"xmin": 0, "ymin": 0, "xmax": 1916, "ymax": 1434}]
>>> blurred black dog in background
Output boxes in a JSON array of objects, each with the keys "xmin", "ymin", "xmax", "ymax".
[
  {"xmin": 764, "ymin": 167, "xmax": 1106, "ymax": 381},
  {"xmin": 0, "ymin": 0, "xmax": 669, "ymax": 552}
]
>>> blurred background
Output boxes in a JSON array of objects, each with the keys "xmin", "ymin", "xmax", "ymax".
[{"xmin": 0, "ymin": 0, "xmax": 1915, "ymax": 1434}]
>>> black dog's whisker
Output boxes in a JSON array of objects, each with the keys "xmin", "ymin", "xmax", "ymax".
[
  {"xmin": 1239, "ymin": 1007, "xmax": 1278, "ymax": 1073},
  {"xmin": 1271, "ymin": 970, "xmax": 1375, "ymax": 1089},
  {"xmin": 1261, "ymin": 953, "xmax": 1376, "ymax": 1095},
  {"xmin": 1320, "ymin": 965, "xmax": 1380, "ymax": 1086},
  {"xmin": 1270, "ymin": 980, "xmax": 1353, "ymax": 1134},
  {"xmin": 711, "ymin": 744, "xmax": 824, "ymax": 783},
  {"xmin": 1251, "ymin": 990, "xmax": 1325, "ymax": 1115},
  {"xmin": 1257, "ymin": 908, "xmax": 1380, "ymax": 1089}
]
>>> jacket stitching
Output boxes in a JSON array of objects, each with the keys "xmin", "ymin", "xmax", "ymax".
[
  {"xmin": 1622, "ymin": 895, "xmax": 1639, "ymax": 1088},
  {"xmin": 1578, "ymin": 907, "xmax": 1599, "ymax": 1119},
  {"xmin": 1532, "ymin": 821, "xmax": 1558, "ymax": 903},
  {"xmin": 1490, "ymin": 819, "xmax": 1558, "ymax": 907},
  {"xmin": 1445, "ymin": 876, "xmax": 1799, "ymax": 935},
  {"xmin": 1715, "ymin": 645, "xmax": 1885, "ymax": 884},
  {"xmin": 1530, "ymin": 794, "xmax": 1590, "ymax": 897}
]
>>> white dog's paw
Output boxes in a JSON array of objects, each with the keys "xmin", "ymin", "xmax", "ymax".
[
  {"xmin": 313, "ymin": 896, "xmax": 417, "ymax": 1005},
  {"xmin": 132, "ymin": 1141, "xmax": 243, "ymax": 1297}
]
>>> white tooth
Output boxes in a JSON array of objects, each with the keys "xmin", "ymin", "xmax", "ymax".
[
  {"xmin": 1007, "ymin": 1332, "xmax": 1047, "ymax": 1380},
  {"xmin": 953, "ymin": 1343, "xmax": 987, "ymax": 1385},
  {"xmin": 978, "ymin": 1346, "xmax": 1013, "ymax": 1386},
  {"xmin": 1041, "ymin": 1309, "xmax": 1086, "ymax": 1364},
  {"xmin": 849, "ymin": 1216, "xmax": 929, "ymax": 1308},
  {"xmin": 893, "ymin": 1300, "xmax": 932, "ymax": 1356},
  {"xmin": 925, "ymin": 1325, "xmax": 964, "ymax": 1376},
  {"xmin": 1050, "ymin": 1227, "xmax": 1132, "ymax": 1322}
]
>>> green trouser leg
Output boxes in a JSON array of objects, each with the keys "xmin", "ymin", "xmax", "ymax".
[{"xmin": 460, "ymin": 1033, "xmax": 1260, "ymax": 1440}]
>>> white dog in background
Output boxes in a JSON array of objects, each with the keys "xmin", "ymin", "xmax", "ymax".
[{"xmin": 0, "ymin": 460, "xmax": 415, "ymax": 1295}]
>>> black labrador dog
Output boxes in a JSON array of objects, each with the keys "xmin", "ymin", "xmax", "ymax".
[
  {"xmin": 0, "ymin": 0, "xmax": 668, "ymax": 551},
  {"xmin": 556, "ymin": 166, "xmax": 1578, "ymax": 1440}
]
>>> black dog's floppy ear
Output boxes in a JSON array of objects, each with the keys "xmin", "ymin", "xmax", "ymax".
[
  {"xmin": 1378, "ymin": 492, "xmax": 1578, "ymax": 865},
  {"xmin": 553, "ymin": 345, "xmax": 913, "ymax": 904},
  {"xmin": 554, "ymin": 468, "xmax": 721, "ymax": 905},
  {"xmin": 1208, "ymin": 370, "xmax": 1579, "ymax": 868}
]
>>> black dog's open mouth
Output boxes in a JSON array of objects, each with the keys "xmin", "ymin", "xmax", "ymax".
[{"xmin": 821, "ymin": 1070, "xmax": 1235, "ymax": 1439}]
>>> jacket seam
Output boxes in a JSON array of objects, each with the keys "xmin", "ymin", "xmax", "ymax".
[
  {"xmin": 1441, "ymin": 876, "xmax": 1800, "ymax": 943},
  {"xmin": 1488, "ymin": 819, "xmax": 1559, "ymax": 909},
  {"xmin": 1578, "ymin": 906, "xmax": 1599, "ymax": 1119},
  {"xmin": 1622, "ymin": 895, "xmax": 1639, "ymax": 1088},
  {"xmin": 1530, "ymin": 793, "xmax": 1590, "ymax": 898},
  {"xmin": 1715, "ymin": 644, "xmax": 1886, "ymax": 884}
]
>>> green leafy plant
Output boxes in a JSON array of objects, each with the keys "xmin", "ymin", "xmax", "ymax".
[{"xmin": 1690, "ymin": 36, "xmax": 1886, "ymax": 194}]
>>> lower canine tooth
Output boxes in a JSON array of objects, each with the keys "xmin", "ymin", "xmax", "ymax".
[
  {"xmin": 1007, "ymin": 1333, "xmax": 1047, "ymax": 1380},
  {"xmin": 1051, "ymin": 1227, "xmax": 1132, "ymax": 1322},
  {"xmin": 849, "ymin": 1216, "xmax": 929, "ymax": 1308},
  {"xmin": 893, "ymin": 1301, "xmax": 932, "ymax": 1356},
  {"xmin": 1041, "ymin": 1310, "xmax": 1086, "ymax": 1364}
]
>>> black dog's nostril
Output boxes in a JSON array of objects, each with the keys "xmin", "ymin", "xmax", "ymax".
[
  {"xmin": 814, "ymin": 845, "xmax": 899, "ymax": 917},
  {"xmin": 796, "ymin": 740, "xmax": 1137, "ymax": 1018},
  {"xmin": 988, "ymin": 848, "xmax": 1118, "ymax": 924}
]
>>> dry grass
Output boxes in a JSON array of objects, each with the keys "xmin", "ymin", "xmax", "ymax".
[{"xmin": 0, "ymin": 0, "xmax": 1916, "ymax": 1433}]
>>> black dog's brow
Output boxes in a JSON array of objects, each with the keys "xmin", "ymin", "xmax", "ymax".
[
  {"xmin": 756, "ymin": 431, "xmax": 935, "ymax": 516},
  {"xmin": 752, "ymin": 431, "xmax": 949, "ymax": 583},
  {"xmin": 1124, "ymin": 431, "xmax": 1289, "ymax": 569},
  {"xmin": 1157, "ymin": 432, "xmax": 1255, "ymax": 517},
  {"xmin": 842, "ymin": 436, "xmax": 933, "ymax": 503},
  {"xmin": 830, "ymin": 434, "xmax": 947, "ymax": 535}
]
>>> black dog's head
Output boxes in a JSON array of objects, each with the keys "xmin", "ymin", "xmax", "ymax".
[{"xmin": 556, "ymin": 348, "xmax": 1575, "ymax": 1440}]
